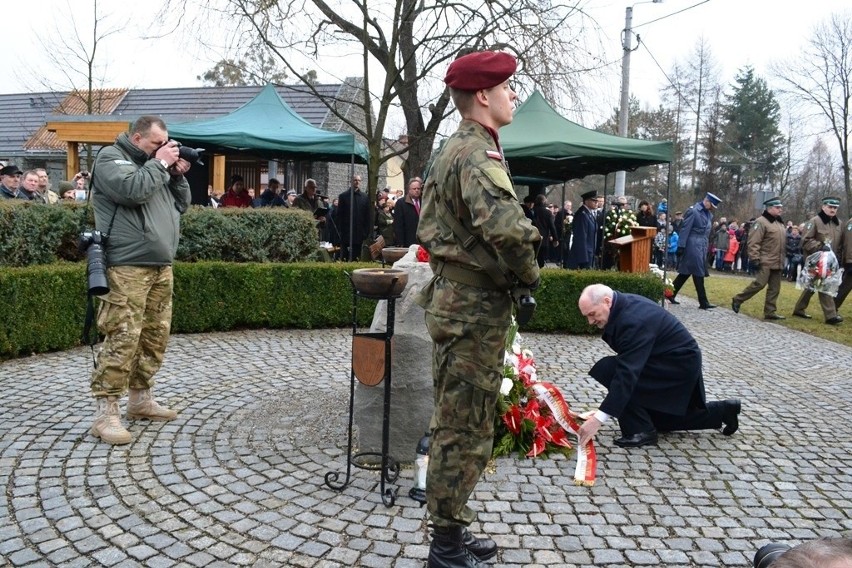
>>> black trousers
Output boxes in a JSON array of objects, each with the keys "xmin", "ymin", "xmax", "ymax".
[
  {"xmin": 591, "ymin": 357, "xmax": 723, "ymax": 436},
  {"xmin": 672, "ymin": 273, "xmax": 710, "ymax": 307}
]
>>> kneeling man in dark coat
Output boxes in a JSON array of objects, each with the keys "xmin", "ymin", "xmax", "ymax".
[{"xmin": 577, "ymin": 284, "xmax": 741, "ymax": 448}]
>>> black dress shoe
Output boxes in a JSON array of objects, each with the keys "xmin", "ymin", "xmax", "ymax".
[
  {"xmin": 667, "ymin": 297, "xmax": 680, "ymax": 305},
  {"xmin": 614, "ymin": 430, "xmax": 658, "ymax": 448},
  {"xmin": 764, "ymin": 313, "xmax": 786, "ymax": 320},
  {"xmin": 731, "ymin": 299, "xmax": 741, "ymax": 313},
  {"xmin": 721, "ymin": 399, "xmax": 741, "ymax": 436},
  {"xmin": 826, "ymin": 316, "xmax": 844, "ymax": 325},
  {"xmin": 462, "ymin": 528, "xmax": 497, "ymax": 561},
  {"xmin": 699, "ymin": 304, "xmax": 717, "ymax": 310},
  {"xmin": 793, "ymin": 311, "xmax": 812, "ymax": 319}
]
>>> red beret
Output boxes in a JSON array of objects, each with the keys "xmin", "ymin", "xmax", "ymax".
[{"xmin": 444, "ymin": 51, "xmax": 517, "ymax": 91}]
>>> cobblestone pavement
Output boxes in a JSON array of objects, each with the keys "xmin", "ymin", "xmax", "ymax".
[{"xmin": 1, "ymin": 297, "xmax": 851, "ymax": 567}]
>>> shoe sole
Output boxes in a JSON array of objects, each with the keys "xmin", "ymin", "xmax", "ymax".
[
  {"xmin": 90, "ymin": 427, "xmax": 131, "ymax": 445},
  {"xmin": 126, "ymin": 413, "xmax": 176, "ymax": 421}
]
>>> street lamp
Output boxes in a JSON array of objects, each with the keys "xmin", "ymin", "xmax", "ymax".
[{"xmin": 615, "ymin": 0, "xmax": 663, "ymax": 197}]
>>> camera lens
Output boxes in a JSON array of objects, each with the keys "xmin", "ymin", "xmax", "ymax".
[{"xmin": 754, "ymin": 543, "xmax": 791, "ymax": 568}]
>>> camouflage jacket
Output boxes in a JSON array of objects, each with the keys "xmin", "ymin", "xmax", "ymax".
[{"xmin": 416, "ymin": 120, "xmax": 540, "ymax": 325}]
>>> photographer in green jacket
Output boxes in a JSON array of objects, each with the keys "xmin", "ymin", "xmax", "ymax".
[{"xmin": 88, "ymin": 115, "xmax": 192, "ymax": 445}]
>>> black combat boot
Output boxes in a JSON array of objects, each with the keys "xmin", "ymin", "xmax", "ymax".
[
  {"xmin": 462, "ymin": 528, "xmax": 498, "ymax": 561},
  {"xmin": 428, "ymin": 525, "xmax": 490, "ymax": 568}
]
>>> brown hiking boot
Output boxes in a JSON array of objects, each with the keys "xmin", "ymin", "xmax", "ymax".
[
  {"xmin": 127, "ymin": 389, "xmax": 177, "ymax": 421},
  {"xmin": 90, "ymin": 396, "xmax": 132, "ymax": 445}
]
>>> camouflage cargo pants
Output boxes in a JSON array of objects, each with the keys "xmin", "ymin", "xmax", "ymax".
[
  {"xmin": 90, "ymin": 266, "xmax": 174, "ymax": 398},
  {"xmin": 425, "ymin": 312, "xmax": 507, "ymax": 528}
]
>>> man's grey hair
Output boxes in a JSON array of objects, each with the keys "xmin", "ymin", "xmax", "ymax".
[
  {"xmin": 770, "ymin": 538, "xmax": 852, "ymax": 568},
  {"xmin": 579, "ymin": 284, "xmax": 614, "ymax": 306}
]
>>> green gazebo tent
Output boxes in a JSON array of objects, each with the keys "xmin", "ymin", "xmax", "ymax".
[
  {"xmin": 168, "ymin": 83, "xmax": 369, "ymax": 164},
  {"xmin": 501, "ymin": 91, "xmax": 673, "ymax": 181}
]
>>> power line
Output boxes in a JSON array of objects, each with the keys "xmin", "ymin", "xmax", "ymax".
[{"xmin": 633, "ymin": 0, "xmax": 711, "ymax": 30}]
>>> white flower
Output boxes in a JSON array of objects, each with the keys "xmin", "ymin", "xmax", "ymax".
[{"xmin": 500, "ymin": 377, "xmax": 514, "ymax": 396}]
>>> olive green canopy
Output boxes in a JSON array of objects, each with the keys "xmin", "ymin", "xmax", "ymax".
[
  {"xmin": 169, "ymin": 83, "xmax": 369, "ymax": 164},
  {"xmin": 501, "ymin": 91, "xmax": 673, "ymax": 181}
]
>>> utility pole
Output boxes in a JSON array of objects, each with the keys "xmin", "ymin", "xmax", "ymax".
[
  {"xmin": 615, "ymin": 0, "xmax": 662, "ymax": 197},
  {"xmin": 614, "ymin": 6, "xmax": 634, "ymax": 197}
]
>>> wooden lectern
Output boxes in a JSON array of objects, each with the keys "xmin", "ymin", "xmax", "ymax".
[{"xmin": 609, "ymin": 226, "xmax": 657, "ymax": 273}]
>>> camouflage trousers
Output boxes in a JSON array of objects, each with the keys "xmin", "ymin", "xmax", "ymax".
[
  {"xmin": 90, "ymin": 266, "xmax": 174, "ymax": 398},
  {"xmin": 424, "ymin": 312, "xmax": 507, "ymax": 528}
]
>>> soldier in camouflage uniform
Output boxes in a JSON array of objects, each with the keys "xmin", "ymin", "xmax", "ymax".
[
  {"xmin": 89, "ymin": 116, "xmax": 192, "ymax": 445},
  {"xmin": 792, "ymin": 196, "xmax": 843, "ymax": 324},
  {"xmin": 414, "ymin": 51, "xmax": 540, "ymax": 568},
  {"xmin": 834, "ymin": 214, "xmax": 851, "ymax": 311}
]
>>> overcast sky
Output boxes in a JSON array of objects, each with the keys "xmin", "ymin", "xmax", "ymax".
[{"xmin": 5, "ymin": 0, "xmax": 850, "ymax": 127}]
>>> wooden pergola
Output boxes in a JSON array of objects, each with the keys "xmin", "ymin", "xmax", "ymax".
[{"xmin": 46, "ymin": 118, "xmax": 226, "ymax": 189}]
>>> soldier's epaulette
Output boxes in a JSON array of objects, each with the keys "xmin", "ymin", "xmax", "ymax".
[{"xmin": 485, "ymin": 150, "xmax": 502, "ymax": 161}]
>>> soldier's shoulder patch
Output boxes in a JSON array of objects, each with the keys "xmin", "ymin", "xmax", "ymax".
[
  {"xmin": 805, "ymin": 221, "xmax": 814, "ymax": 230},
  {"xmin": 485, "ymin": 150, "xmax": 503, "ymax": 161},
  {"xmin": 113, "ymin": 159, "xmax": 133, "ymax": 165},
  {"xmin": 847, "ymin": 221, "xmax": 852, "ymax": 231}
]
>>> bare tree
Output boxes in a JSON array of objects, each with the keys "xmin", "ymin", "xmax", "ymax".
[
  {"xmin": 158, "ymin": 0, "xmax": 602, "ymax": 206},
  {"xmin": 34, "ymin": 0, "xmax": 121, "ymax": 114},
  {"xmin": 682, "ymin": 38, "xmax": 721, "ymax": 197},
  {"xmin": 773, "ymin": 12, "xmax": 852, "ymax": 215}
]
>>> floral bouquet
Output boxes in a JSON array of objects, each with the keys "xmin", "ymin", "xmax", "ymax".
[
  {"xmin": 493, "ymin": 321, "xmax": 597, "ymax": 485},
  {"xmin": 604, "ymin": 207, "xmax": 638, "ymax": 240},
  {"xmin": 796, "ymin": 247, "xmax": 844, "ymax": 296}
]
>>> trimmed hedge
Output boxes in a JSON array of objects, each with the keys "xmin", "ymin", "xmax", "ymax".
[
  {"xmin": 0, "ymin": 261, "xmax": 663, "ymax": 359},
  {"xmin": 0, "ymin": 201, "xmax": 320, "ymax": 266}
]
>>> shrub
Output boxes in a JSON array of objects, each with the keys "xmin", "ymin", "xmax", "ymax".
[{"xmin": 0, "ymin": 260, "xmax": 663, "ymax": 359}]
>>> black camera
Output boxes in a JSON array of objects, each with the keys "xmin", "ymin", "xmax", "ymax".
[
  {"xmin": 79, "ymin": 230, "xmax": 109, "ymax": 296},
  {"xmin": 754, "ymin": 543, "xmax": 791, "ymax": 568},
  {"xmin": 176, "ymin": 143, "xmax": 205, "ymax": 166},
  {"xmin": 515, "ymin": 294, "xmax": 537, "ymax": 326}
]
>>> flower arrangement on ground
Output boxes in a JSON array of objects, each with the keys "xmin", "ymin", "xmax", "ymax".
[
  {"xmin": 492, "ymin": 321, "xmax": 596, "ymax": 485},
  {"xmin": 797, "ymin": 247, "xmax": 844, "ymax": 296}
]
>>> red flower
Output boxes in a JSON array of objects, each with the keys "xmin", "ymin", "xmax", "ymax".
[
  {"xmin": 522, "ymin": 399, "xmax": 541, "ymax": 421},
  {"xmin": 416, "ymin": 246, "xmax": 430, "ymax": 263},
  {"xmin": 502, "ymin": 405, "xmax": 522, "ymax": 435},
  {"xmin": 526, "ymin": 434, "xmax": 546, "ymax": 458}
]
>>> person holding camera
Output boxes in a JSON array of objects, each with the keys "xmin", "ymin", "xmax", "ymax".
[
  {"xmin": 88, "ymin": 115, "xmax": 191, "ymax": 445},
  {"xmin": 576, "ymin": 284, "xmax": 741, "ymax": 449},
  {"xmin": 414, "ymin": 50, "xmax": 540, "ymax": 567}
]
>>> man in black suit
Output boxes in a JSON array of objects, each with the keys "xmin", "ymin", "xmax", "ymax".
[
  {"xmin": 566, "ymin": 190, "xmax": 598, "ymax": 269},
  {"xmin": 576, "ymin": 284, "xmax": 741, "ymax": 448}
]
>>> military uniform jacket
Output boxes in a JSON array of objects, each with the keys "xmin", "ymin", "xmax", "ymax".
[
  {"xmin": 568, "ymin": 204, "xmax": 596, "ymax": 268},
  {"xmin": 416, "ymin": 120, "xmax": 540, "ymax": 326},
  {"xmin": 748, "ymin": 211, "xmax": 786, "ymax": 270},
  {"xmin": 676, "ymin": 201, "xmax": 712, "ymax": 277},
  {"xmin": 92, "ymin": 132, "xmax": 191, "ymax": 267},
  {"xmin": 841, "ymin": 219, "xmax": 852, "ymax": 266},
  {"xmin": 590, "ymin": 292, "xmax": 707, "ymax": 419},
  {"xmin": 801, "ymin": 212, "xmax": 842, "ymax": 257}
]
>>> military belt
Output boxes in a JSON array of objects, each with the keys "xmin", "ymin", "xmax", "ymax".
[{"xmin": 430, "ymin": 260, "xmax": 503, "ymax": 291}]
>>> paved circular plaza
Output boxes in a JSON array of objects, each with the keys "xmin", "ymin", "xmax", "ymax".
[{"xmin": 1, "ymin": 297, "xmax": 850, "ymax": 567}]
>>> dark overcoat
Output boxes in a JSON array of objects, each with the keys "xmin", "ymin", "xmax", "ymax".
[
  {"xmin": 677, "ymin": 201, "xmax": 713, "ymax": 276},
  {"xmin": 335, "ymin": 187, "xmax": 371, "ymax": 248},
  {"xmin": 392, "ymin": 196, "xmax": 420, "ymax": 248},
  {"xmin": 589, "ymin": 292, "xmax": 708, "ymax": 418},
  {"xmin": 567, "ymin": 204, "xmax": 596, "ymax": 268}
]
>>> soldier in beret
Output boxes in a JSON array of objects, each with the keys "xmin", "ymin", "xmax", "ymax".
[
  {"xmin": 793, "ymin": 196, "xmax": 844, "ymax": 324},
  {"xmin": 415, "ymin": 50, "xmax": 540, "ymax": 567},
  {"xmin": 731, "ymin": 197, "xmax": 787, "ymax": 320}
]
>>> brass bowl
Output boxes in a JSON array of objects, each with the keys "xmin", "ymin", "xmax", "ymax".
[
  {"xmin": 381, "ymin": 247, "xmax": 409, "ymax": 264},
  {"xmin": 350, "ymin": 268, "xmax": 409, "ymax": 297}
]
